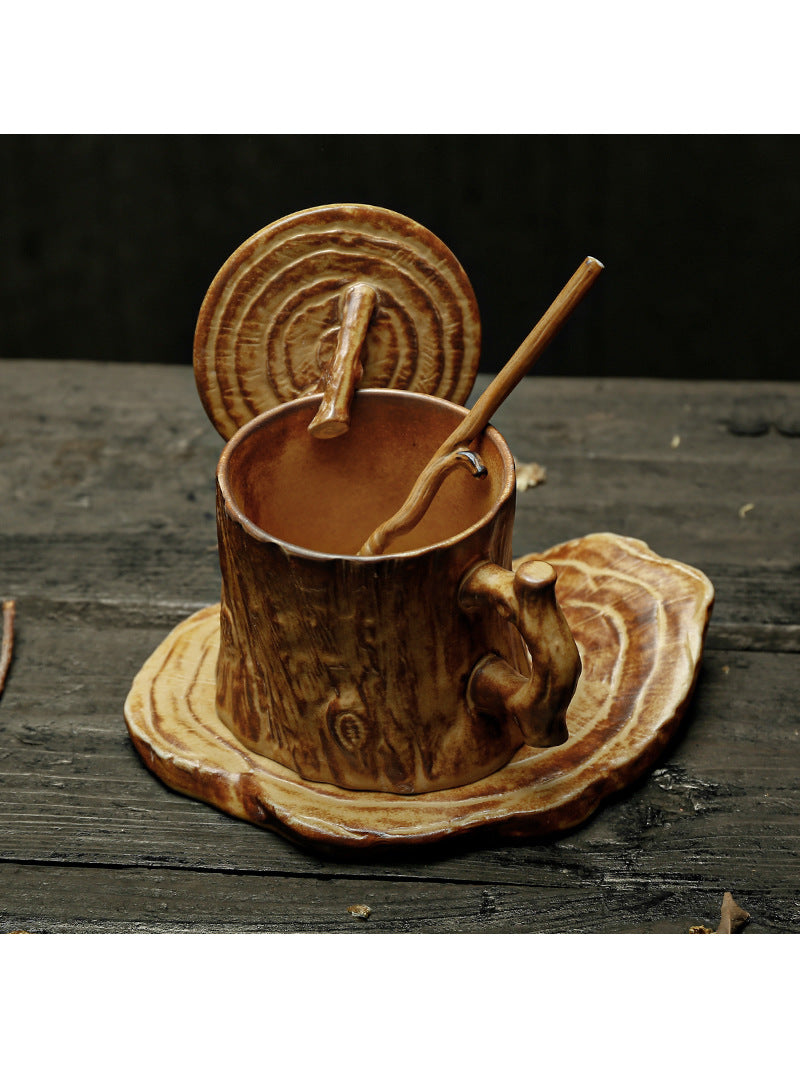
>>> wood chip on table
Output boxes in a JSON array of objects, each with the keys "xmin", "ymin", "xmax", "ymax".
[
  {"xmin": 689, "ymin": 892, "xmax": 750, "ymax": 934},
  {"xmin": 514, "ymin": 459, "xmax": 547, "ymax": 491},
  {"xmin": 347, "ymin": 904, "xmax": 372, "ymax": 920}
]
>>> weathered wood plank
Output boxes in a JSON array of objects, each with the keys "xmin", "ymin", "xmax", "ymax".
[
  {"xmin": 3, "ymin": 536, "xmax": 797, "ymax": 650},
  {"xmin": 0, "ymin": 860, "xmax": 778, "ymax": 934},
  {"xmin": 3, "ymin": 363, "xmax": 798, "ymax": 526},
  {"xmin": 3, "ymin": 361, "xmax": 797, "ymax": 571}
]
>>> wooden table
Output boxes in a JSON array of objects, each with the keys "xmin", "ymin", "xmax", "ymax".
[{"xmin": 1, "ymin": 360, "xmax": 797, "ymax": 934}]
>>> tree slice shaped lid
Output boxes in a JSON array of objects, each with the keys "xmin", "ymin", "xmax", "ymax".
[{"xmin": 193, "ymin": 203, "xmax": 482, "ymax": 440}]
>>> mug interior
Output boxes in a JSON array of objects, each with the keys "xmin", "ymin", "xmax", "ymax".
[{"xmin": 220, "ymin": 390, "xmax": 514, "ymax": 557}]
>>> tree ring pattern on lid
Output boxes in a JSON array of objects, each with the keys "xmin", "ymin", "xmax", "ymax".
[{"xmin": 193, "ymin": 203, "xmax": 482, "ymax": 440}]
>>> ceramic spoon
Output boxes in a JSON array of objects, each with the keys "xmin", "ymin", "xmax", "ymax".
[{"xmin": 357, "ymin": 256, "xmax": 604, "ymax": 556}]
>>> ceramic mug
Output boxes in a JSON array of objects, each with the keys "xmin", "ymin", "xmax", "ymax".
[{"xmin": 214, "ymin": 389, "xmax": 581, "ymax": 794}]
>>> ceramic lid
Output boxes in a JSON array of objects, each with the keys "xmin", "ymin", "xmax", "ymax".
[{"xmin": 193, "ymin": 203, "xmax": 481, "ymax": 440}]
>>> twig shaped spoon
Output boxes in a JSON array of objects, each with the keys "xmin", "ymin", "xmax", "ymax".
[{"xmin": 358, "ymin": 255, "xmax": 604, "ymax": 556}]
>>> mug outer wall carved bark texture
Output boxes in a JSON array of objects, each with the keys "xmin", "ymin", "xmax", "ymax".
[{"xmin": 215, "ymin": 488, "xmax": 531, "ymax": 794}]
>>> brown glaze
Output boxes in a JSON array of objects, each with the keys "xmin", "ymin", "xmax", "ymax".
[
  {"xmin": 214, "ymin": 389, "xmax": 579, "ymax": 793},
  {"xmin": 193, "ymin": 204, "xmax": 481, "ymax": 441},
  {"xmin": 123, "ymin": 533, "xmax": 715, "ymax": 853}
]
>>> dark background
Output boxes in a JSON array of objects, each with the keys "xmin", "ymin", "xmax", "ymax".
[{"xmin": 1, "ymin": 134, "xmax": 797, "ymax": 379}]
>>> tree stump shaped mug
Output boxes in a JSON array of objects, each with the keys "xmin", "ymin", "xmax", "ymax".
[{"xmin": 194, "ymin": 204, "xmax": 581, "ymax": 794}]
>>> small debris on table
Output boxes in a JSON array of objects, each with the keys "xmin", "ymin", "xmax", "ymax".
[
  {"xmin": 670, "ymin": 434, "xmax": 681, "ymax": 449},
  {"xmin": 738, "ymin": 502, "xmax": 755, "ymax": 519},
  {"xmin": 347, "ymin": 904, "xmax": 372, "ymax": 920},
  {"xmin": 1, "ymin": 599, "xmax": 16, "ymax": 699},
  {"xmin": 689, "ymin": 892, "xmax": 750, "ymax": 934},
  {"xmin": 514, "ymin": 460, "xmax": 547, "ymax": 492}
]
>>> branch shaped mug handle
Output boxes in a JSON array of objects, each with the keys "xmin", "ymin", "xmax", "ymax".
[{"xmin": 458, "ymin": 559, "xmax": 581, "ymax": 747}]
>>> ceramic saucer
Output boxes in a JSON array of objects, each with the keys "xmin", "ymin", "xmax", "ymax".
[{"xmin": 124, "ymin": 533, "xmax": 714, "ymax": 853}]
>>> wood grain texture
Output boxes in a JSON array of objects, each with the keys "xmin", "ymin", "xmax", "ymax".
[
  {"xmin": 193, "ymin": 204, "xmax": 481, "ymax": 440},
  {"xmin": 124, "ymin": 534, "xmax": 713, "ymax": 853},
  {"xmin": 1, "ymin": 361, "xmax": 797, "ymax": 932},
  {"xmin": 2, "ymin": 859, "xmax": 769, "ymax": 934}
]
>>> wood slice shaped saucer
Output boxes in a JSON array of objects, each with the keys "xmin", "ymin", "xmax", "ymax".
[{"xmin": 124, "ymin": 533, "xmax": 714, "ymax": 853}]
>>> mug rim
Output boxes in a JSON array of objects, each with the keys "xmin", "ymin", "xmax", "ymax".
[{"xmin": 217, "ymin": 388, "xmax": 517, "ymax": 562}]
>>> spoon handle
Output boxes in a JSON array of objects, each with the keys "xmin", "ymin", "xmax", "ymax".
[
  {"xmin": 453, "ymin": 256, "xmax": 604, "ymax": 445},
  {"xmin": 357, "ymin": 256, "xmax": 604, "ymax": 557}
]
